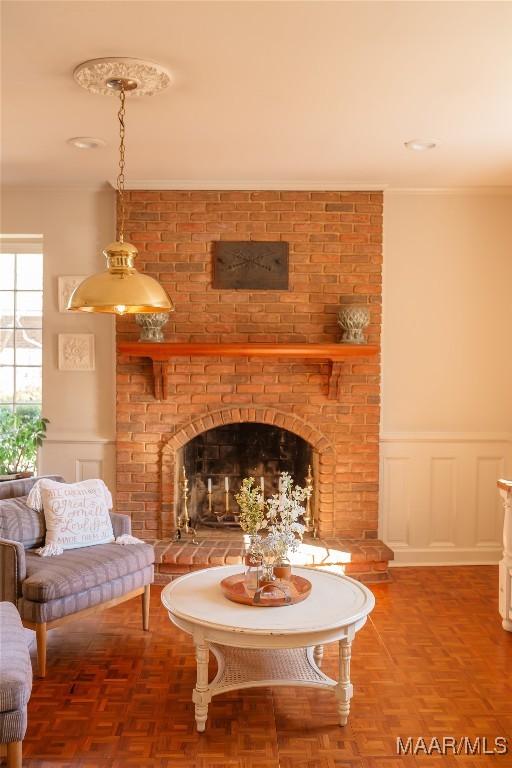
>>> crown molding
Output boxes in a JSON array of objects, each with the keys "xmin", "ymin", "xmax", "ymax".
[
  {"xmin": 2, "ymin": 184, "xmax": 112, "ymax": 193},
  {"xmin": 112, "ymin": 180, "xmax": 512, "ymax": 194},
  {"xmin": 0, "ymin": 234, "xmax": 43, "ymax": 240},
  {"xmin": 5, "ymin": 181, "xmax": 512, "ymax": 195},
  {"xmin": 111, "ymin": 179, "xmax": 388, "ymax": 191}
]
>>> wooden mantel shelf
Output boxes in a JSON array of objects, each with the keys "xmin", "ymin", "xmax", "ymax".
[{"xmin": 118, "ymin": 341, "xmax": 379, "ymax": 400}]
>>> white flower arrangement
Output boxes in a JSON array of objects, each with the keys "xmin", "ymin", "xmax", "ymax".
[
  {"xmin": 235, "ymin": 471, "xmax": 311, "ymax": 562},
  {"xmin": 264, "ymin": 472, "xmax": 311, "ymax": 561}
]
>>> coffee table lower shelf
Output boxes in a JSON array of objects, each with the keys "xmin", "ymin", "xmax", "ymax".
[{"xmin": 192, "ymin": 643, "xmax": 353, "ymax": 732}]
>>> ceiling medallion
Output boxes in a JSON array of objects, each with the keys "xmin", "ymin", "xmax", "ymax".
[{"xmin": 73, "ymin": 57, "xmax": 172, "ymax": 97}]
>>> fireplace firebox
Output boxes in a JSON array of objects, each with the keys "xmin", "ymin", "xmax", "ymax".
[{"xmin": 178, "ymin": 423, "xmax": 312, "ymax": 528}]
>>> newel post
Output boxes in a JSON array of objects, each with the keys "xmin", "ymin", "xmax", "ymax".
[{"xmin": 498, "ymin": 480, "xmax": 512, "ymax": 632}]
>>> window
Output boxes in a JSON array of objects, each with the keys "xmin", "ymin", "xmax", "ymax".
[{"xmin": 0, "ymin": 245, "xmax": 43, "ymax": 416}]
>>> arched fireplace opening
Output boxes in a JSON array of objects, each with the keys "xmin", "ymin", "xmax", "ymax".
[{"xmin": 178, "ymin": 423, "xmax": 313, "ymax": 528}]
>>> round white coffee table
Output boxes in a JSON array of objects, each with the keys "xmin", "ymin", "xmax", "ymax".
[{"xmin": 161, "ymin": 565, "xmax": 375, "ymax": 732}]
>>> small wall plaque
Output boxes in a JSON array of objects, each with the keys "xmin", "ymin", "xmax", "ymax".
[
  {"xmin": 213, "ymin": 241, "xmax": 289, "ymax": 290},
  {"xmin": 58, "ymin": 333, "xmax": 95, "ymax": 371},
  {"xmin": 58, "ymin": 276, "xmax": 87, "ymax": 313}
]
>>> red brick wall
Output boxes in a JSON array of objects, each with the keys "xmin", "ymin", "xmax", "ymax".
[{"xmin": 116, "ymin": 190, "xmax": 382, "ymax": 539}]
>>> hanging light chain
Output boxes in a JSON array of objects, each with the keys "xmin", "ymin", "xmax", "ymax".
[{"xmin": 117, "ymin": 86, "xmax": 126, "ymax": 243}]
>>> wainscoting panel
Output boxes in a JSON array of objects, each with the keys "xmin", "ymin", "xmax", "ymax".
[
  {"xmin": 39, "ymin": 436, "xmax": 116, "ymax": 500},
  {"xmin": 430, "ymin": 457, "xmax": 457, "ymax": 547},
  {"xmin": 476, "ymin": 456, "xmax": 505, "ymax": 548},
  {"xmin": 380, "ymin": 433, "xmax": 512, "ymax": 565},
  {"xmin": 382, "ymin": 457, "xmax": 410, "ymax": 547},
  {"xmin": 76, "ymin": 458, "xmax": 104, "ymax": 482}
]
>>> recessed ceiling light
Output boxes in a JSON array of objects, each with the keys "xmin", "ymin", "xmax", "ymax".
[
  {"xmin": 404, "ymin": 139, "xmax": 437, "ymax": 152},
  {"xmin": 67, "ymin": 136, "xmax": 106, "ymax": 150}
]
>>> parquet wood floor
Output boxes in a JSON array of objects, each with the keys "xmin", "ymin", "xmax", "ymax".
[{"xmin": 13, "ymin": 566, "xmax": 512, "ymax": 767}]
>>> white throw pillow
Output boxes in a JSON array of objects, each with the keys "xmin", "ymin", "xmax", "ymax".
[
  {"xmin": 37, "ymin": 478, "xmax": 114, "ymax": 551},
  {"xmin": 27, "ymin": 477, "xmax": 113, "ymax": 513}
]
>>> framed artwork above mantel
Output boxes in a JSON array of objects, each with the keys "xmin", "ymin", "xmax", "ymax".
[{"xmin": 212, "ymin": 241, "xmax": 289, "ymax": 290}]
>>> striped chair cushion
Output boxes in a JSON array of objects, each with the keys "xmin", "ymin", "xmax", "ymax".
[
  {"xmin": 22, "ymin": 542, "xmax": 154, "ymax": 602},
  {"xmin": 0, "ymin": 707, "xmax": 27, "ymax": 744},
  {"xmin": 0, "ymin": 602, "xmax": 32, "ymax": 714},
  {"xmin": 0, "ymin": 497, "xmax": 45, "ymax": 549},
  {"xmin": 18, "ymin": 565, "xmax": 153, "ymax": 623}
]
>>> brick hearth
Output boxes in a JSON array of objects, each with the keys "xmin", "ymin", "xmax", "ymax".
[
  {"xmin": 152, "ymin": 532, "xmax": 393, "ymax": 584},
  {"xmin": 116, "ymin": 189, "xmax": 390, "ymax": 574}
]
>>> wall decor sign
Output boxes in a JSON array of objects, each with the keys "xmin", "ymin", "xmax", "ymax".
[
  {"xmin": 58, "ymin": 333, "xmax": 95, "ymax": 371},
  {"xmin": 212, "ymin": 241, "xmax": 289, "ymax": 290},
  {"xmin": 58, "ymin": 276, "xmax": 87, "ymax": 313}
]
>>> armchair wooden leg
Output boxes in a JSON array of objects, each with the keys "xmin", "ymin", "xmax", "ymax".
[
  {"xmin": 6, "ymin": 740, "xmax": 22, "ymax": 768},
  {"xmin": 142, "ymin": 584, "xmax": 150, "ymax": 631},
  {"xmin": 36, "ymin": 622, "xmax": 47, "ymax": 677}
]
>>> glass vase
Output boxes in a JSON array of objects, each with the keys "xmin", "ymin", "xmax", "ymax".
[
  {"xmin": 259, "ymin": 561, "xmax": 276, "ymax": 586},
  {"xmin": 244, "ymin": 553, "xmax": 261, "ymax": 591}
]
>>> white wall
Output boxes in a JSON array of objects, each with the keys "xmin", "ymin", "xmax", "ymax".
[
  {"xmin": 382, "ymin": 191, "xmax": 512, "ymax": 564},
  {"xmin": 1, "ymin": 187, "xmax": 116, "ymax": 490}
]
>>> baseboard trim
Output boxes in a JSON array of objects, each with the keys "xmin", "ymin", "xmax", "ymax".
[{"xmin": 388, "ymin": 547, "xmax": 502, "ymax": 566}]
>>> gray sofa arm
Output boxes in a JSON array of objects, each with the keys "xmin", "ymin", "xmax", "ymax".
[
  {"xmin": 0, "ymin": 538, "xmax": 26, "ymax": 604},
  {"xmin": 109, "ymin": 512, "xmax": 132, "ymax": 538}
]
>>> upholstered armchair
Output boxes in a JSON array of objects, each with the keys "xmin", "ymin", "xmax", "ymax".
[
  {"xmin": 0, "ymin": 476, "xmax": 154, "ymax": 678},
  {"xmin": 0, "ymin": 602, "xmax": 32, "ymax": 768}
]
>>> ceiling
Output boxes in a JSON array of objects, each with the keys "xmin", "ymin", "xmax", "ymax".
[{"xmin": 2, "ymin": 1, "xmax": 512, "ymax": 189}]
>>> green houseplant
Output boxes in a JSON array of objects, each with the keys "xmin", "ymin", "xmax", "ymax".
[{"xmin": 0, "ymin": 409, "xmax": 49, "ymax": 476}]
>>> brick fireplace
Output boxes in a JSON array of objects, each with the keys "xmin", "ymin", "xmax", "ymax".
[{"xmin": 116, "ymin": 189, "xmax": 392, "ymax": 580}]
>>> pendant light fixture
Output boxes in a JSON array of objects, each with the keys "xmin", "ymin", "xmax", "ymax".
[{"xmin": 68, "ymin": 58, "xmax": 174, "ymax": 315}]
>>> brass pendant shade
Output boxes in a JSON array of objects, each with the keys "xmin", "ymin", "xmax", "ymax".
[
  {"xmin": 67, "ymin": 241, "xmax": 174, "ymax": 314},
  {"xmin": 68, "ymin": 61, "xmax": 174, "ymax": 316}
]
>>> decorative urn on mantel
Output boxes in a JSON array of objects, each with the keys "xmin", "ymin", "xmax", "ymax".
[
  {"xmin": 135, "ymin": 312, "xmax": 169, "ymax": 342},
  {"xmin": 337, "ymin": 304, "xmax": 370, "ymax": 344}
]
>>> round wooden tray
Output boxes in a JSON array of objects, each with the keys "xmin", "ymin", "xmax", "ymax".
[{"xmin": 220, "ymin": 572, "xmax": 312, "ymax": 607}]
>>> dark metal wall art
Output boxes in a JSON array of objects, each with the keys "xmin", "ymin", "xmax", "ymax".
[{"xmin": 212, "ymin": 241, "xmax": 289, "ymax": 290}]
